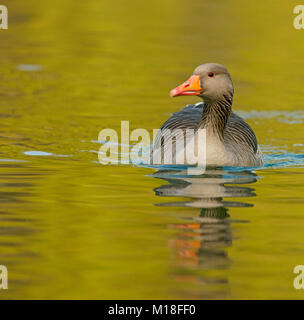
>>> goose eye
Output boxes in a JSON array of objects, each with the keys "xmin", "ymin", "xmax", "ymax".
[{"xmin": 208, "ymin": 72, "xmax": 215, "ymax": 77}]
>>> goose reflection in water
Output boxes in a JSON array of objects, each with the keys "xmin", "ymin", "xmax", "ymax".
[{"xmin": 152, "ymin": 168, "xmax": 258, "ymax": 298}]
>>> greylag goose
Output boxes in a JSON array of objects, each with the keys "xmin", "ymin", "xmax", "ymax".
[{"xmin": 151, "ymin": 63, "xmax": 263, "ymax": 167}]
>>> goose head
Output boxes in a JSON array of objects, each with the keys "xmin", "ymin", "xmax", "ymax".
[{"xmin": 170, "ymin": 63, "xmax": 234, "ymax": 103}]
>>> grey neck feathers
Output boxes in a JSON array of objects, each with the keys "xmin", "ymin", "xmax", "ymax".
[{"xmin": 199, "ymin": 94, "xmax": 233, "ymax": 139}]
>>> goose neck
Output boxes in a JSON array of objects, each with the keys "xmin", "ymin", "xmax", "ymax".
[{"xmin": 199, "ymin": 96, "xmax": 233, "ymax": 138}]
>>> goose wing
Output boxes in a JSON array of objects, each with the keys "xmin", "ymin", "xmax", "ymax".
[
  {"xmin": 152, "ymin": 103, "xmax": 203, "ymax": 150},
  {"xmin": 152, "ymin": 103, "xmax": 259, "ymax": 161},
  {"xmin": 225, "ymin": 113, "xmax": 258, "ymax": 154}
]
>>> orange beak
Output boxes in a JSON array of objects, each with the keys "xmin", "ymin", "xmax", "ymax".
[{"xmin": 170, "ymin": 75, "xmax": 202, "ymax": 97}]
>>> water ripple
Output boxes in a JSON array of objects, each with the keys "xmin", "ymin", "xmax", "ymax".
[{"xmin": 238, "ymin": 110, "xmax": 304, "ymax": 124}]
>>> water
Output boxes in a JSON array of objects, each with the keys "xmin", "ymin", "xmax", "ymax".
[{"xmin": 0, "ymin": 0, "xmax": 304, "ymax": 299}]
